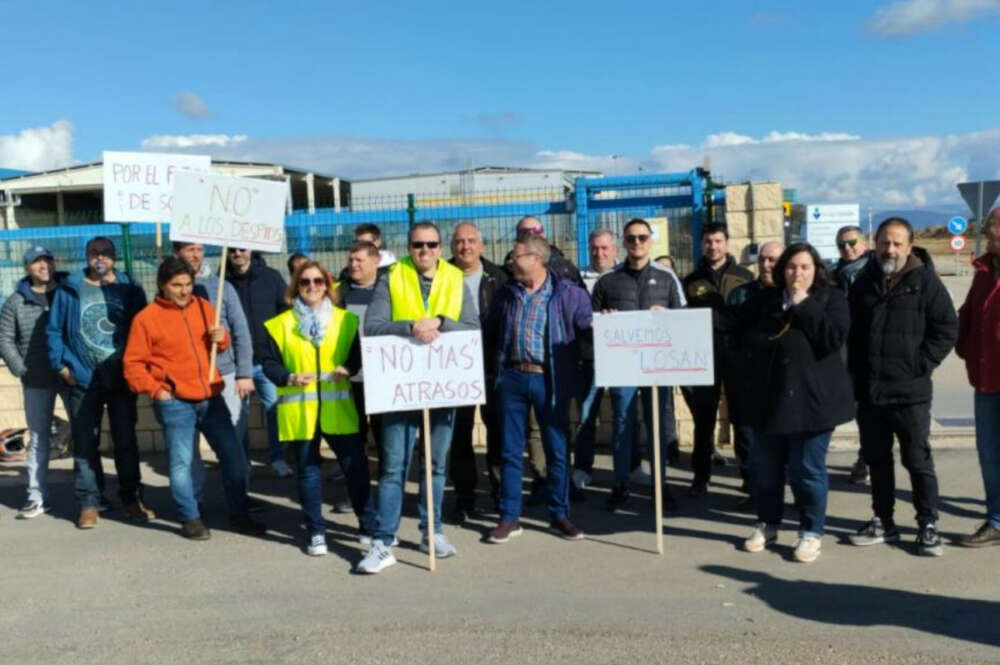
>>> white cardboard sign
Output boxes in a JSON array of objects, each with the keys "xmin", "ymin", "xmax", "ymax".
[
  {"xmin": 102, "ymin": 151, "xmax": 210, "ymax": 222},
  {"xmin": 361, "ymin": 331, "xmax": 487, "ymax": 414},
  {"xmin": 594, "ymin": 309, "xmax": 714, "ymax": 387},
  {"xmin": 170, "ymin": 171, "xmax": 287, "ymax": 252}
]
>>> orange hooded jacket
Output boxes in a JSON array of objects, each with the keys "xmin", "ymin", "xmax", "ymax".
[{"xmin": 124, "ymin": 295, "xmax": 230, "ymax": 401}]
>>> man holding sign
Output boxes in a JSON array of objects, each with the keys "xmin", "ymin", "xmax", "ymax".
[
  {"xmin": 591, "ymin": 218, "xmax": 683, "ymax": 513},
  {"xmin": 485, "ymin": 234, "xmax": 593, "ymax": 544},
  {"xmin": 358, "ymin": 222, "xmax": 479, "ymax": 574}
]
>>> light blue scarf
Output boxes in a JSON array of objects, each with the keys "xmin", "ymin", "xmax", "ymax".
[{"xmin": 294, "ymin": 297, "xmax": 333, "ymax": 347}]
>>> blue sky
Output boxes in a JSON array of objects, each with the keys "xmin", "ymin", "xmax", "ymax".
[{"xmin": 2, "ymin": 0, "xmax": 999, "ymax": 208}]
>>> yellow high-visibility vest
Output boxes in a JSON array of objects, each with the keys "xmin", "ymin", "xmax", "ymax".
[
  {"xmin": 388, "ymin": 257, "xmax": 463, "ymax": 321},
  {"xmin": 263, "ymin": 306, "xmax": 359, "ymax": 440}
]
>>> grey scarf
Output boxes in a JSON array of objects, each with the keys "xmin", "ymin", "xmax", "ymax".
[{"xmin": 294, "ymin": 297, "xmax": 333, "ymax": 347}]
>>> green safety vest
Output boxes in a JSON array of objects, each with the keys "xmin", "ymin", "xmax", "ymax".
[
  {"xmin": 263, "ymin": 306, "xmax": 359, "ymax": 440},
  {"xmin": 388, "ymin": 257, "xmax": 463, "ymax": 321}
]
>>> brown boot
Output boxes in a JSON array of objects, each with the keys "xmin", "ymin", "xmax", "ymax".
[
  {"xmin": 123, "ymin": 500, "xmax": 156, "ymax": 522},
  {"xmin": 77, "ymin": 507, "xmax": 99, "ymax": 529}
]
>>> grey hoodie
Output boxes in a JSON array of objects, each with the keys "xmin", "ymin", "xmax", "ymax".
[
  {"xmin": 194, "ymin": 262, "xmax": 254, "ymax": 378},
  {"xmin": 0, "ymin": 276, "xmax": 64, "ymax": 388}
]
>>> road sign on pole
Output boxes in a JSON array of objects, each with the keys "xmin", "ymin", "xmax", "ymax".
[
  {"xmin": 950, "ymin": 235, "xmax": 966, "ymax": 252},
  {"xmin": 958, "ymin": 181, "xmax": 1000, "ymax": 255},
  {"xmin": 947, "ymin": 216, "xmax": 968, "ymax": 235}
]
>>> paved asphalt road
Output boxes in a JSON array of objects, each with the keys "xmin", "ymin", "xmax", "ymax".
[{"xmin": 1, "ymin": 446, "xmax": 998, "ymax": 664}]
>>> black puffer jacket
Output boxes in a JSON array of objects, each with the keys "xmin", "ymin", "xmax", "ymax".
[
  {"xmin": 847, "ymin": 247, "xmax": 957, "ymax": 406},
  {"xmin": 225, "ymin": 253, "xmax": 289, "ymax": 364},
  {"xmin": 591, "ymin": 261, "xmax": 683, "ymax": 311},
  {"xmin": 724, "ymin": 286, "xmax": 854, "ymax": 435},
  {"xmin": 448, "ymin": 257, "xmax": 508, "ymax": 326}
]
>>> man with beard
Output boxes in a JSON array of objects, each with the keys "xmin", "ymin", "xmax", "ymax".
[{"xmin": 847, "ymin": 217, "xmax": 957, "ymax": 557}]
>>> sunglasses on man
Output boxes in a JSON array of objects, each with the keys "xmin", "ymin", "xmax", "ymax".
[
  {"xmin": 837, "ymin": 238, "xmax": 860, "ymax": 249},
  {"xmin": 410, "ymin": 241, "xmax": 440, "ymax": 249},
  {"xmin": 625, "ymin": 234, "xmax": 650, "ymax": 244}
]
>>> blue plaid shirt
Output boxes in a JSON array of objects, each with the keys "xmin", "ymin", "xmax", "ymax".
[{"xmin": 505, "ymin": 276, "xmax": 552, "ymax": 364}]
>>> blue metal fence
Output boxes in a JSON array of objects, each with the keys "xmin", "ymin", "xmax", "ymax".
[{"xmin": 0, "ymin": 172, "xmax": 711, "ymax": 300}]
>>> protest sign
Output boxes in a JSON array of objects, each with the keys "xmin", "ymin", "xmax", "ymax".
[
  {"xmin": 170, "ymin": 171, "xmax": 288, "ymax": 253},
  {"xmin": 361, "ymin": 331, "xmax": 486, "ymax": 415},
  {"xmin": 103, "ymin": 151, "xmax": 210, "ymax": 222},
  {"xmin": 593, "ymin": 309, "xmax": 714, "ymax": 387}
]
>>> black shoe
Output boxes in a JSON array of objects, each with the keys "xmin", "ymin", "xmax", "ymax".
[
  {"xmin": 917, "ymin": 522, "xmax": 943, "ymax": 557},
  {"xmin": 246, "ymin": 497, "xmax": 267, "ymax": 513},
  {"xmin": 526, "ymin": 479, "xmax": 546, "ymax": 506},
  {"xmin": 449, "ymin": 500, "xmax": 478, "ymax": 524},
  {"xmin": 181, "ymin": 519, "xmax": 211, "ymax": 540},
  {"xmin": 569, "ymin": 482, "xmax": 586, "ymax": 503},
  {"xmin": 688, "ymin": 479, "xmax": 708, "ymax": 498},
  {"xmin": 606, "ymin": 485, "xmax": 630, "ymax": 512},
  {"xmin": 231, "ymin": 514, "xmax": 266, "ymax": 535},
  {"xmin": 98, "ymin": 496, "xmax": 114, "ymax": 513},
  {"xmin": 661, "ymin": 487, "xmax": 678, "ymax": 512},
  {"xmin": 711, "ymin": 451, "xmax": 728, "ymax": 467}
]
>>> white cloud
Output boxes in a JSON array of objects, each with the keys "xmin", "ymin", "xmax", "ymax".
[
  {"xmin": 867, "ymin": 0, "xmax": 1000, "ymax": 36},
  {"xmin": 0, "ymin": 120, "xmax": 76, "ymax": 171},
  {"xmin": 139, "ymin": 128, "xmax": 1000, "ymax": 209},
  {"xmin": 140, "ymin": 134, "xmax": 248, "ymax": 149},
  {"xmin": 173, "ymin": 91, "xmax": 211, "ymax": 118}
]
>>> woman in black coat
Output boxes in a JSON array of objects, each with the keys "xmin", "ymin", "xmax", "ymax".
[{"xmin": 725, "ymin": 243, "xmax": 853, "ymax": 563}]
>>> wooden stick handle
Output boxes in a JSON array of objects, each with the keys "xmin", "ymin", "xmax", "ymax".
[
  {"xmin": 652, "ymin": 385, "xmax": 664, "ymax": 555},
  {"xmin": 423, "ymin": 408, "xmax": 436, "ymax": 571},
  {"xmin": 208, "ymin": 246, "xmax": 227, "ymax": 380}
]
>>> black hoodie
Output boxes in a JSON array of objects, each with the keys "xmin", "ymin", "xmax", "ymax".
[{"xmin": 225, "ymin": 252, "xmax": 289, "ymax": 364}]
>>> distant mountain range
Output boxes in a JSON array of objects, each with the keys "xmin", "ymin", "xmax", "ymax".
[{"xmin": 871, "ymin": 208, "xmax": 971, "ymax": 230}]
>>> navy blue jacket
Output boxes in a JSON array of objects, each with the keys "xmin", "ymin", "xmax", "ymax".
[
  {"xmin": 46, "ymin": 269, "xmax": 146, "ymax": 389},
  {"xmin": 484, "ymin": 271, "xmax": 593, "ymax": 403}
]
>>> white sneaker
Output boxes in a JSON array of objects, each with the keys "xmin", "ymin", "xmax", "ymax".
[
  {"xmin": 793, "ymin": 536, "xmax": 822, "ymax": 563},
  {"xmin": 16, "ymin": 501, "xmax": 50, "ymax": 519},
  {"xmin": 307, "ymin": 534, "xmax": 328, "ymax": 556},
  {"xmin": 271, "ymin": 459, "xmax": 294, "ymax": 478},
  {"xmin": 356, "ymin": 541, "xmax": 397, "ymax": 574},
  {"xmin": 572, "ymin": 469, "xmax": 591, "ymax": 490},
  {"xmin": 359, "ymin": 534, "xmax": 398, "ymax": 547},
  {"xmin": 629, "ymin": 464, "xmax": 652, "ymax": 485},
  {"xmin": 743, "ymin": 523, "xmax": 778, "ymax": 552},
  {"xmin": 420, "ymin": 532, "xmax": 457, "ymax": 558}
]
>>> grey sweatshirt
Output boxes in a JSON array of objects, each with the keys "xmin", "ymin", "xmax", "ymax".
[{"xmin": 195, "ymin": 263, "xmax": 254, "ymax": 378}]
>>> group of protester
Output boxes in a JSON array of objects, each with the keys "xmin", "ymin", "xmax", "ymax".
[{"xmin": 2, "ymin": 211, "xmax": 999, "ymax": 574}]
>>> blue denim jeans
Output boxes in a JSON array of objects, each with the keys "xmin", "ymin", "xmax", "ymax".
[
  {"xmin": 573, "ymin": 368, "xmax": 601, "ymax": 475},
  {"xmin": 373, "ymin": 408, "xmax": 454, "ymax": 545},
  {"xmin": 608, "ymin": 386, "xmax": 675, "ymax": 488},
  {"xmin": 153, "ymin": 395, "xmax": 250, "ymax": 521},
  {"xmin": 497, "ymin": 369, "xmax": 571, "ymax": 522},
  {"xmin": 250, "ymin": 364, "xmax": 282, "ymax": 464},
  {"xmin": 290, "ymin": 432, "xmax": 377, "ymax": 537},
  {"xmin": 23, "ymin": 385, "xmax": 70, "ymax": 505},
  {"xmin": 974, "ymin": 391, "xmax": 1000, "ymax": 528},
  {"xmin": 753, "ymin": 429, "xmax": 831, "ymax": 538}
]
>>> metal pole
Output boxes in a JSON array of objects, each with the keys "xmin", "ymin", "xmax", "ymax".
[
  {"xmin": 977, "ymin": 182, "xmax": 984, "ymax": 256},
  {"xmin": 407, "ymin": 193, "xmax": 416, "ymax": 227},
  {"xmin": 119, "ymin": 222, "xmax": 134, "ymax": 277}
]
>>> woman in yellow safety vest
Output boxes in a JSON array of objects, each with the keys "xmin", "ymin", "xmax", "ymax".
[{"xmin": 260, "ymin": 260, "xmax": 376, "ymax": 557}]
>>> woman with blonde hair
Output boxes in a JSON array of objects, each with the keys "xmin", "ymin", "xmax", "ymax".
[{"xmin": 260, "ymin": 260, "xmax": 375, "ymax": 557}]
